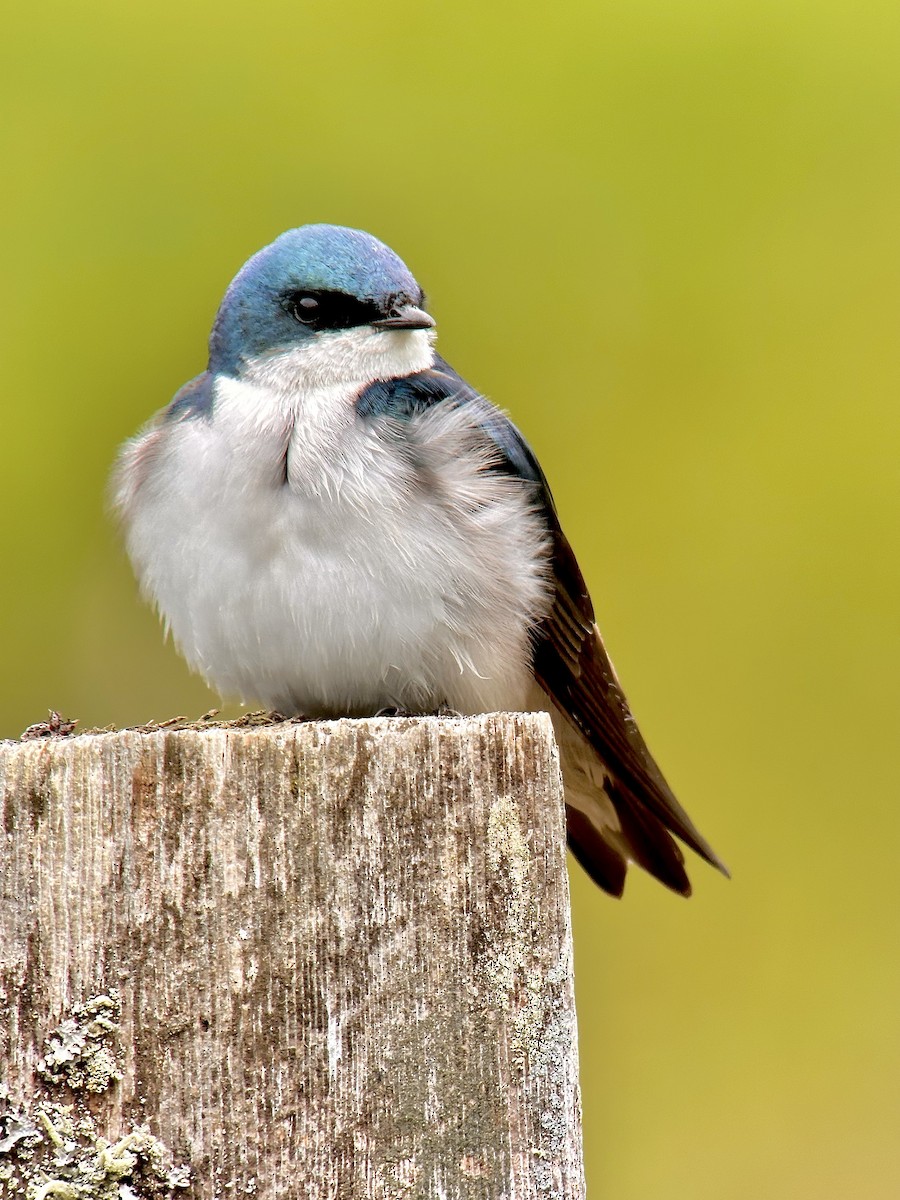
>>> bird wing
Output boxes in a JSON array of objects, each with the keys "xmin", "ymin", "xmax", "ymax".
[
  {"xmin": 358, "ymin": 357, "xmax": 728, "ymax": 895},
  {"xmin": 531, "ymin": 515, "xmax": 729, "ymax": 895}
]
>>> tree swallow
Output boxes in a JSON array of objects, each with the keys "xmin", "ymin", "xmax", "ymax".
[{"xmin": 113, "ymin": 224, "xmax": 727, "ymax": 897}]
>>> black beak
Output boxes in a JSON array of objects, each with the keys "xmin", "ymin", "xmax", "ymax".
[{"xmin": 371, "ymin": 304, "xmax": 436, "ymax": 331}]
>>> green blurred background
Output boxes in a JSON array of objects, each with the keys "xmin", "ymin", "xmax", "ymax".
[{"xmin": 2, "ymin": 1, "xmax": 899, "ymax": 1194}]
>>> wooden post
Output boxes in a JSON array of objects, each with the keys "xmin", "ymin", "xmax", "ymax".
[{"xmin": 0, "ymin": 714, "xmax": 585, "ymax": 1200}]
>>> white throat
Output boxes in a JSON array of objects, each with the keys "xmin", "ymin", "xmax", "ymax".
[{"xmin": 242, "ymin": 325, "xmax": 436, "ymax": 392}]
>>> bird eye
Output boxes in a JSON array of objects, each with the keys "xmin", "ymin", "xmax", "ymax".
[
  {"xmin": 282, "ymin": 289, "xmax": 388, "ymax": 331},
  {"xmin": 289, "ymin": 293, "xmax": 321, "ymax": 324}
]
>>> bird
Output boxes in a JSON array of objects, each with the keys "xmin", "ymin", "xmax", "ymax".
[{"xmin": 113, "ymin": 223, "xmax": 727, "ymax": 897}]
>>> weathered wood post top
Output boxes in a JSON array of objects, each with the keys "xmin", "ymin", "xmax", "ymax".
[{"xmin": 0, "ymin": 712, "xmax": 585, "ymax": 1199}]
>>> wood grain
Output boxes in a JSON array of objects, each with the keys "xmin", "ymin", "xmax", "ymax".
[{"xmin": 0, "ymin": 714, "xmax": 585, "ymax": 1200}]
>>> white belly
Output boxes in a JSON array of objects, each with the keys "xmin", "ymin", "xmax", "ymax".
[{"xmin": 117, "ymin": 364, "xmax": 550, "ymax": 717}]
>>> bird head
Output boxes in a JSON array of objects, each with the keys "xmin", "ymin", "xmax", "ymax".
[{"xmin": 208, "ymin": 225, "xmax": 435, "ymax": 383}]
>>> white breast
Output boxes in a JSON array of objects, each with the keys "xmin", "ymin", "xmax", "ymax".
[{"xmin": 116, "ymin": 330, "xmax": 551, "ymax": 717}]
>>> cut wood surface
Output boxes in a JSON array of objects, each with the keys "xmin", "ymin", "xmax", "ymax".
[{"xmin": 0, "ymin": 713, "xmax": 585, "ymax": 1200}]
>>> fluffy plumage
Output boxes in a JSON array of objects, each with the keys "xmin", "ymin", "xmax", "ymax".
[{"xmin": 114, "ymin": 224, "xmax": 727, "ymax": 896}]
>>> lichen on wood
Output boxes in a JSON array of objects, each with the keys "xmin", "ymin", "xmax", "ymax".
[{"xmin": 0, "ymin": 1089, "xmax": 190, "ymax": 1199}]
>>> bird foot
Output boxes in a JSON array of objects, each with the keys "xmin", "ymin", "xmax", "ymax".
[{"xmin": 373, "ymin": 705, "xmax": 462, "ymax": 718}]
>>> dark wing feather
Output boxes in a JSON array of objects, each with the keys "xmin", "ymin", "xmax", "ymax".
[
  {"xmin": 565, "ymin": 806, "xmax": 628, "ymax": 897},
  {"xmin": 357, "ymin": 357, "xmax": 728, "ymax": 893},
  {"xmin": 532, "ymin": 519, "xmax": 729, "ymax": 886}
]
